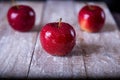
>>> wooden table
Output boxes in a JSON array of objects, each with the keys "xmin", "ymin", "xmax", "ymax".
[{"xmin": 0, "ymin": 1, "xmax": 120, "ymax": 79}]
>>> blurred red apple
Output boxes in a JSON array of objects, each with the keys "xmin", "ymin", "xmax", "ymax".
[
  {"xmin": 40, "ymin": 18, "xmax": 76, "ymax": 56},
  {"xmin": 78, "ymin": 5, "xmax": 105, "ymax": 32},
  {"xmin": 7, "ymin": 5, "xmax": 35, "ymax": 32}
]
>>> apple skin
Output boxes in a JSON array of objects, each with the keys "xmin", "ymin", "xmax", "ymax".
[
  {"xmin": 40, "ymin": 22, "xmax": 76, "ymax": 56},
  {"xmin": 7, "ymin": 5, "xmax": 35, "ymax": 32},
  {"xmin": 78, "ymin": 5, "xmax": 105, "ymax": 32}
]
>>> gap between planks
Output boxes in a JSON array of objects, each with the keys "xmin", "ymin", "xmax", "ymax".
[
  {"xmin": 72, "ymin": 1, "xmax": 88, "ymax": 78},
  {"xmin": 26, "ymin": 2, "xmax": 46, "ymax": 78}
]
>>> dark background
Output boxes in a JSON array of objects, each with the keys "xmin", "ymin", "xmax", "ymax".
[
  {"xmin": 0, "ymin": 0, "xmax": 120, "ymax": 28},
  {"xmin": 75, "ymin": 0, "xmax": 120, "ymax": 13},
  {"xmin": 0, "ymin": 0, "xmax": 119, "ymax": 13}
]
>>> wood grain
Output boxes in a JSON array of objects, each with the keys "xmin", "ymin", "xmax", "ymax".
[
  {"xmin": 0, "ymin": 2, "xmax": 44, "ymax": 78},
  {"xmin": 28, "ymin": 1, "xmax": 86, "ymax": 78},
  {"xmin": 0, "ymin": 1, "xmax": 120, "ymax": 78},
  {"xmin": 75, "ymin": 2, "xmax": 120, "ymax": 78}
]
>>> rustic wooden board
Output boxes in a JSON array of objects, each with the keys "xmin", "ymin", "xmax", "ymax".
[
  {"xmin": 0, "ymin": 2, "xmax": 44, "ymax": 78},
  {"xmin": 28, "ymin": 1, "xmax": 86, "ymax": 78},
  {"xmin": 75, "ymin": 2, "xmax": 120, "ymax": 78},
  {"xmin": 0, "ymin": 1, "xmax": 120, "ymax": 79}
]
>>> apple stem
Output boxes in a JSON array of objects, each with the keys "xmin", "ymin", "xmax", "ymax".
[
  {"xmin": 12, "ymin": 0, "xmax": 19, "ymax": 9},
  {"xmin": 89, "ymin": 5, "xmax": 94, "ymax": 10},
  {"xmin": 58, "ymin": 18, "xmax": 62, "ymax": 28},
  {"xmin": 84, "ymin": 2, "xmax": 94, "ymax": 10}
]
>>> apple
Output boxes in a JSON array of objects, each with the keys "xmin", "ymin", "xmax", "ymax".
[
  {"xmin": 40, "ymin": 18, "xmax": 76, "ymax": 56},
  {"xmin": 7, "ymin": 5, "xmax": 35, "ymax": 32},
  {"xmin": 78, "ymin": 5, "xmax": 105, "ymax": 32}
]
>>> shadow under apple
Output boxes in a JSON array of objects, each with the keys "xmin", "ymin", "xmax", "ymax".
[
  {"xmin": 67, "ymin": 43, "xmax": 102, "ymax": 57},
  {"xmin": 100, "ymin": 23, "xmax": 116, "ymax": 33},
  {"xmin": 30, "ymin": 24, "xmax": 43, "ymax": 32}
]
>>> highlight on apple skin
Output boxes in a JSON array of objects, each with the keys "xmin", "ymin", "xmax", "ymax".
[{"xmin": 78, "ymin": 5, "xmax": 105, "ymax": 33}]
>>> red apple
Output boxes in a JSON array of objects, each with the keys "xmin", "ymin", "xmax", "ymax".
[
  {"xmin": 78, "ymin": 5, "xmax": 105, "ymax": 32},
  {"xmin": 40, "ymin": 18, "xmax": 76, "ymax": 56},
  {"xmin": 7, "ymin": 5, "xmax": 35, "ymax": 32}
]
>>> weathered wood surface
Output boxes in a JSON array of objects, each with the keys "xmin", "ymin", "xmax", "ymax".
[
  {"xmin": 0, "ymin": 1, "xmax": 120, "ymax": 78},
  {"xmin": 75, "ymin": 2, "xmax": 120, "ymax": 78},
  {"xmin": 0, "ymin": 2, "xmax": 44, "ymax": 78}
]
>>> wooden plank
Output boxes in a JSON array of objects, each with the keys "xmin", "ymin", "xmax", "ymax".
[
  {"xmin": 28, "ymin": 1, "xmax": 86, "ymax": 78},
  {"xmin": 0, "ymin": 2, "xmax": 44, "ymax": 78},
  {"xmin": 75, "ymin": 2, "xmax": 120, "ymax": 78}
]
